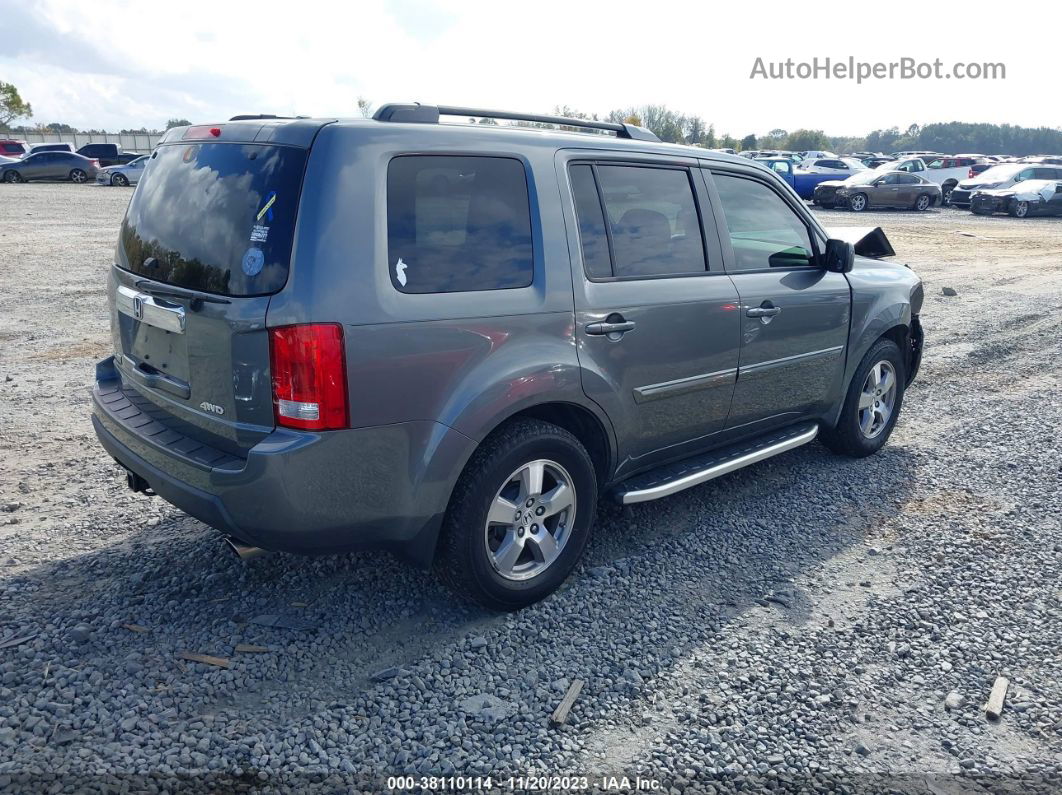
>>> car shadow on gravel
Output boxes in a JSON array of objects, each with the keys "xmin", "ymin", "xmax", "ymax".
[{"xmin": 1, "ymin": 439, "xmax": 921, "ymax": 758}]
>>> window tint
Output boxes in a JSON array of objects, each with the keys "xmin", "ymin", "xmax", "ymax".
[
  {"xmin": 899, "ymin": 174, "xmax": 921, "ymax": 184},
  {"xmin": 387, "ymin": 155, "xmax": 533, "ymax": 294},
  {"xmin": 119, "ymin": 143, "xmax": 307, "ymax": 297},
  {"xmin": 595, "ymin": 165, "xmax": 706, "ymax": 277},
  {"xmin": 713, "ymin": 173, "xmax": 815, "ymax": 271},
  {"xmin": 569, "ymin": 165, "xmax": 611, "ymax": 279}
]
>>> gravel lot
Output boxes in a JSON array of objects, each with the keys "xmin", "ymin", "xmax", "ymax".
[{"xmin": 1, "ymin": 184, "xmax": 1060, "ymax": 793}]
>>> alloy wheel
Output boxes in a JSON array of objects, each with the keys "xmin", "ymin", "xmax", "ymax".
[
  {"xmin": 70, "ymin": 169, "xmax": 86, "ymax": 183},
  {"xmin": 850, "ymin": 194, "xmax": 866, "ymax": 211},
  {"xmin": 858, "ymin": 361, "xmax": 897, "ymax": 439},
  {"xmin": 483, "ymin": 459, "xmax": 576, "ymax": 581},
  {"xmin": 1014, "ymin": 201, "xmax": 1029, "ymax": 218},
  {"xmin": 916, "ymin": 195, "xmax": 930, "ymax": 211}
]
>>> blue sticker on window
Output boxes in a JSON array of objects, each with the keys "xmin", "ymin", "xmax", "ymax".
[{"xmin": 242, "ymin": 247, "xmax": 265, "ymax": 276}]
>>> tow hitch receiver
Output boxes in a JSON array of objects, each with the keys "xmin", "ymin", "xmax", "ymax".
[{"xmin": 124, "ymin": 468, "xmax": 154, "ymax": 496}]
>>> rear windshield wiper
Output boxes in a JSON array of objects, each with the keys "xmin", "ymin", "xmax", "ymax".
[{"xmin": 134, "ymin": 279, "xmax": 232, "ymax": 306}]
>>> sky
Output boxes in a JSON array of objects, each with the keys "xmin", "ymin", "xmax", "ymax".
[{"xmin": 2, "ymin": 0, "xmax": 1060, "ymax": 137}]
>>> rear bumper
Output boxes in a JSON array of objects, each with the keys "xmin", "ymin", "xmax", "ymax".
[{"xmin": 91, "ymin": 357, "xmax": 476, "ymax": 565}]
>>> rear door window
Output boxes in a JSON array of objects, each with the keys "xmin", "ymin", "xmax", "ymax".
[
  {"xmin": 578, "ymin": 164, "xmax": 707, "ymax": 278},
  {"xmin": 386, "ymin": 155, "xmax": 533, "ymax": 294},
  {"xmin": 119, "ymin": 142, "xmax": 307, "ymax": 296}
]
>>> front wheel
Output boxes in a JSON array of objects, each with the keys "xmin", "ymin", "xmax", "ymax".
[
  {"xmin": 1009, "ymin": 201, "xmax": 1029, "ymax": 218},
  {"xmin": 435, "ymin": 419, "xmax": 597, "ymax": 610},
  {"xmin": 3, "ymin": 170, "xmax": 22, "ymax": 183},
  {"xmin": 820, "ymin": 338, "xmax": 905, "ymax": 458},
  {"xmin": 69, "ymin": 169, "xmax": 87, "ymax": 183},
  {"xmin": 941, "ymin": 186, "xmax": 954, "ymax": 206},
  {"xmin": 112, "ymin": 173, "xmax": 129, "ymax": 187},
  {"xmin": 848, "ymin": 193, "xmax": 868, "ymax": 212}
]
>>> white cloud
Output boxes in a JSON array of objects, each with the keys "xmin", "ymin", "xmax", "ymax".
[{"xmin": 2, "ymin": 0, "xmax": 1059, "ymax": 134}]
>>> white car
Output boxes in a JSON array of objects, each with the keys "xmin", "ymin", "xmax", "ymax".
[
  {"xmin": 798, "ymin": 150, "xmax": 836, "ymax": 162},
  {"xmin": 95, "ymin": 155, "xmax": 148, "ymax": 186},
  {"xmin": 798, "ymin": 157, "xmax": 868, "ymax": 175}
]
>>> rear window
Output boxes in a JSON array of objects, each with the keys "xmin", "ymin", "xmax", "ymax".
[
  {"xmin": 386, "ymin": 155, "xmax": 533, "ymax": 294},
  {"xmin": 119, "ymin": 143, "xmax": 306, "ymax": 297}
]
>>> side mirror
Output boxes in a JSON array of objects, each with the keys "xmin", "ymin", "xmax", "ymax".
[{"xmin": 824, "ymin": 239, "xmax": 855, "ymax": 273}]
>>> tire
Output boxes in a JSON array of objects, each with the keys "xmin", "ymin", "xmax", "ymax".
[
  {"xmin": 848, "ymin": 193, "xmax": 868, "ymax": 212},
  {"xmin": 112, "ymin": 173, "xmax": 129, "ymax": 187},
  {"xmin": 435, "ymin": 419, "xmax": 597, "ymax": 611},
  {"xmin": 914, "ymin": 193, "xmax": 932, "ymax": 211},
  {"xmin": 69, "ymin": 169, "xmax": 87, "ymax": 183},
  {"xmin": 3, "ymin": 170, "xmax": 22, "ymax": 183},
  {"xmin": 1009, "ymin": 201, "xmax": 1029, "ymax": 218},
  {"xmin": 820, "ymin": 338, "xmax": 906, "ymax": 458},
  {"xmin": 941, "ymin": 184, "xmax": 955, "ymax": 206}
]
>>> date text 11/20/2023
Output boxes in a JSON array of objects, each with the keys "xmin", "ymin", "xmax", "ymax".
[{"xmin": 386, "ymin": 774, "xmax": 662, "ymax": 791}]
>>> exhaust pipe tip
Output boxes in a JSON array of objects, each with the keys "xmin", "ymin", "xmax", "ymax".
[{"xmin": 224, "ymin": 536, "xmax": 269, "ymax": 561}]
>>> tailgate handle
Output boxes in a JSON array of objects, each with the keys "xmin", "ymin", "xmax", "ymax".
[
  {"xmin": 122, "ymin": 356, "xmax": 191, "ymax": 400},
  {"xmin": 116, "ymin": 285, "xmax": 186, "ymax": 333}
]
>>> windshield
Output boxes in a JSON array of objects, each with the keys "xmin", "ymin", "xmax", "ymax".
[
  {"xmin": 840, "ymin": 158, "xmax": 868, "ymax": 170},
  {"xmin": 846, "ymin": 171, "xmax": 883, "ymax": 185},
  {"xmin": 118, "ymin": 142, "xmax": 307, "ymax": 297},
  {"xmin": 972, "ymin": 164, "xmax": 1022, "ymax": 183}
]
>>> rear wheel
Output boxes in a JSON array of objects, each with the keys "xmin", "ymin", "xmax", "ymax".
[
  {"xmin": 914, "ymin": 193, "xmax": 932, "ymax": 211},
  {"xmin": 848, "ymin": 193, "xmax": 868, "ymax": 212},
  {"xmin": 1009, "ymin": 200, "xmax": 1029, "ymax": 218},
  {"xmin": 435, "ymin": 419, "xmax": 597, "ymax": 610},
  {"xmin": 69, "ymin": 169, "xmax": 87, "ymax": 183},
  {"xmin": 3, "ymin": 170, "xmax": 22, "ymax": 183},
  {"xmin": 112, "ymin": 173, "xmax": 129, "ymax": 187},
  {"xmin": 820, "ymin": 338, "xmax": 905, "ymax": 458}
]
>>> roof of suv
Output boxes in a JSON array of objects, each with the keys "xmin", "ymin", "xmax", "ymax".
[{"xmin": 158, "ymin": 103, "xmax": 755, "ymax": 169}]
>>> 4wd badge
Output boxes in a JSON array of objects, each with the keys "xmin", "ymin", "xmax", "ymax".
[{"xmin": 199, "ymin": 401, "xmax": 225, "ymax": 416}]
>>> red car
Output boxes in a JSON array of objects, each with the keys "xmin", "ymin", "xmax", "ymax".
[{"xmin": 0, "ymin": 139, "xmax": 28, "ymax": 159}]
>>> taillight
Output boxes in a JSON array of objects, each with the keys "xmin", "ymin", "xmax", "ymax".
[
  {"xmin": 269, "ymin": 324, "xmax": 348, "ymax": 431},
  {"xmin": 92, "ymin": 159, "xmax": 100, "ymax": 168},
  {"xmin": 968, "ymin": 168, "xmax": 976, "ymax": 178}
]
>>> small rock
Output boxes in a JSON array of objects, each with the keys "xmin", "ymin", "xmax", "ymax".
[
  {"xmin": 941, "ymin": 287, "xmax": 958, "ymax": 296},
  {"xmin": 469, "ymin": 636, "xmax": 488, "ymax": 651},
  {"xmin": 67, "ymin": 625, "xmax": 92, "ymax": 644},
  {"xmin": 945, "ymin": 691, "xmax": 964, "ymax": 711},
  {"xmin": 370, "ymin": 666, "xmax": 401, "ymax": 682},
  {"xmin": 854, "ymin": 740, "xmax": 872, "ymax": 756}
]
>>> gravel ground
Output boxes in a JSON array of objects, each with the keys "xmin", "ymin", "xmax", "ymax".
[{"xmin": 1, "ymin": 184, "xmax": 1060, "ymax": 793}]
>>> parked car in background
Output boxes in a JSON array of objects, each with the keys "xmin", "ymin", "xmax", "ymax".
[
  {"xmin": 28, "ymin": 142, "xmax": 76, "ymax": 154},
  {"xmin": 970, "ymin": 179, "xmax": 1062, "ymax": 218},
  {"xmin": 0, "ymin": 154, "xmax": 19, "ymax": 165},
  {"xmin": 798, "ymin": 157, "xmax": 868, "ymax": 175},
  {"xmin": 798, "ymin": 150, "xmax": 836, "ymax": 161},
  {"xmin": 968, "ymin": 163, "xmax": 995, "ymax": 178},
  {"xmin": 96, "ymin": 155, "xmax": 148, "ymax": 186},
  {"xmin": 924, "ymin": 156, "xmax": 987, "ymax": 204},
  {"xmin": 948, "ymin": 163, "xmax": 1062, "ymax": 207},
  {"xmin": 1, "ymin": 151, "xmax": 99, "ymax": 183},
  {"xmin": 0, "ymin": 139, "xmax": 28, "ymax": 158},
  {"xmin": 75, "ymin": 143, "xmax": 139, "ymax": 167},
  {"xmin": 861, "ymin": 156, "xmax": 895, "ymax": 169},
  {"xmin": 826, "ymin": 170, "xmax": 941, "ymax": 211},
  {"xmin": 759, "ymin": 158, "xmax": 848, "ymax": 199},
  {"xmin": 90, "ymin": 106, "xmax": 924, "ymax": 609}
]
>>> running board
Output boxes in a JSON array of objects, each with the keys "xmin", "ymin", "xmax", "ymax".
[{"xmin": 613, "ymin": 423, "xmax": 819, "ymax": 505}]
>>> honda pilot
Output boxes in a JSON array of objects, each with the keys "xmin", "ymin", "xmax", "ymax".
[{"xmin": 92, "ymin": 105, "xmax": 924, "ymax": 609}]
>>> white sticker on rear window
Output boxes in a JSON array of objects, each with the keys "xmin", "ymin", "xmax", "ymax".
[
  {"xmin": 394, "ymin": 257, "xmax": 408, "ymax": 287},
  {"xmin": 242, "ymin": 247, "xmax": 265, "ymax": 276},
  {"xmin": 250, "ymin": 224, "xmax": 269, "ymax": 243}
]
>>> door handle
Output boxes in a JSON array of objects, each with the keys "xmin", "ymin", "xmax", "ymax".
[
  {"xmin": 746, "ymin": 306, "xmax": 781, "ymax": 318},
  {"xmin": 586, "ymin": 320, "xmax": 636, "ymax": 336}
]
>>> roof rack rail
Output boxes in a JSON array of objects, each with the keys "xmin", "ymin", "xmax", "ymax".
[
  {"xmin": 372, "ymin": 103, "xmax": 660, "ymax": 142},
  {"xmin": 228, "ymin": 114, "xmax": 309, "ymax": 121}
]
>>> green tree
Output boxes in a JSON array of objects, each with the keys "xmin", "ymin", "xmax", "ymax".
[
  {"xmin": 739, "ymin": 134, "xmax": 757, "ymax": 151},
  {"xmin": 0, "ymin": 81, "xmax": 32, "ymax": 128},
  {"xmin": 785, "ymin": 129, "xmax": 830, "ymax": 151},
  {"xmin": 166, "ymin": 118, "xmax": 191, "ymax": 129},
  {"xmin": 44, "ymin": 122, "xmax": 77, "ymax": 133}
]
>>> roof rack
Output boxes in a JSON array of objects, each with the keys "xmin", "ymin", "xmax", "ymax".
[
  {"xmin": 372, "ymin": 103, "xmax": 660, "ymax": 143},
  {"xmin": 228, "ymin": 114, "xmax": 309, "ymax": 121}
]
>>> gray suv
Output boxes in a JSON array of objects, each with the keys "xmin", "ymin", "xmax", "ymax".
[{"xmin": 91, "ymin": 106, "xmax": 924, "ymax": 609}]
